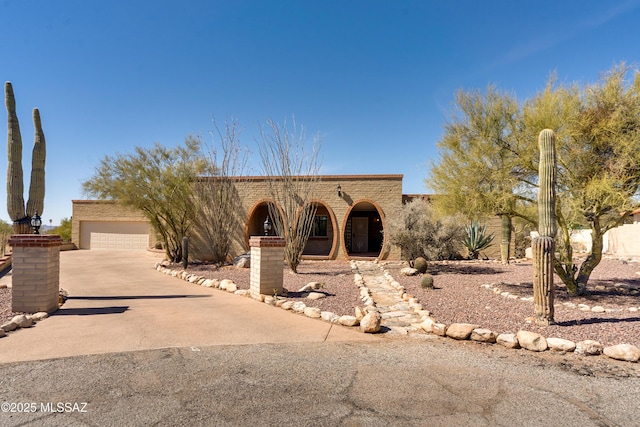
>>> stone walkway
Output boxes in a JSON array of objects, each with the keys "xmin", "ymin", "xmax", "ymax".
[{"xmin": 352, "ymin": 261, "xmax": 428, "ymax": 335}]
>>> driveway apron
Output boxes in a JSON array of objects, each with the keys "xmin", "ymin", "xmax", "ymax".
[{"xmin": 0, "ymin": 250, "xmax": 376, "ymax": 363}]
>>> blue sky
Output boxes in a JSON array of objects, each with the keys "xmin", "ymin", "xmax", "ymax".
[{"xmin": 1, "ymin": 0, "xmax": 639, "ymax": 225}]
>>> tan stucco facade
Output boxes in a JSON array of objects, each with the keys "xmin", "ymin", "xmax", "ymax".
[{"xmin": 72, "ymin": 174, "xmax": 403, "ymax": 260}]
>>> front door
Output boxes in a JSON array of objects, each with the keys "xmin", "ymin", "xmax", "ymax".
[{"xmin": 352, "ymin": 217, "xmax": 368, "ymax": 253}]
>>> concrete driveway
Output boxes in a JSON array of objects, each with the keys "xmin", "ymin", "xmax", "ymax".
[{"xmin": 0, "ymin": 250, "xmax": 377, "ymax": 363}]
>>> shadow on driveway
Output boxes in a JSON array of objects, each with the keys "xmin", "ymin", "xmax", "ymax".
[
  {"xmin": 53, "ymin": 306, "xmax": 129, "ymax": 316},
  {"xmin": 67, "ymin": 294, "xmax": 212, "ymax": 301},
  {"xmin": 54, "ymin": 294, "xmax": 212, "ymax": 316}
]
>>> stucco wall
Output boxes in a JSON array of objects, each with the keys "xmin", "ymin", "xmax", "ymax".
[
  {"xmin": 73, "ymin": 175, "xmax": 403, "ymax": 261},
  {"xmin": 194, "ymin": 174, "xmax": 404, "ymax": 260},
  {"xmin": 605, "ymin": 223, "xmax": 640, "ymax": 257}
]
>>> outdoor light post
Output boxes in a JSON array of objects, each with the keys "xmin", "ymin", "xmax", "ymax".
[
  {"xmin": 263, "ymin": 216, "xmax": 272, "ymax": 236},
  {"xmin": 30, "ymin": 211, "xmax": 42, "ymax": 234},
  {"xmin": 9, "ymin": 211, "xmax": 62, "ymax": 313}
]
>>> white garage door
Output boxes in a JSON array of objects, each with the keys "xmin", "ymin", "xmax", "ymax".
[{"xmin": 80, "ymin": 221, "xmax": 149, "ymax": 251}]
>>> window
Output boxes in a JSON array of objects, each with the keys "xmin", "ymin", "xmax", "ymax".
[{"xmin": 311, "ymin": 215, "xmax": 328, "ymax": 237}]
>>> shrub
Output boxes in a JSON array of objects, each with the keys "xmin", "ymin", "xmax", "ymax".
[
  {"xmin": 413, "ymin": 257, "xmax": 428, "ymax": 273},
  {"xmin": 421, "ymin": 274, "xmax": 434, "ymax": 289},
  {"xmin": 49, "ymin": 217, "xmax": 72, "ymax": 242},
  {"xmin": 385, "ymin": 198, "xmax": 465, "ymax": 261},
  {"xmin": 462, "ymin": 221, "xmax": 494, "ymax": 259}
]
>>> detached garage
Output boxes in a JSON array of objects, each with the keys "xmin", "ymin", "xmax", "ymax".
[{"xmin": 72, "ymin": 200, "xmax": 154, "ymax": 251}]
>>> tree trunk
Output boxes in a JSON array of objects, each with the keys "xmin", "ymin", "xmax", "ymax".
[
  {"xmin": 499, "ymin": 215, "xmax": 511, "ymax": 264},
  {"xmin": 574, "ymin": 219, "xmax": 603, "ymax": 295},
  {"xmin": 182, "ymin": 236, "xmax": 189, "ymax": 270},
  {"xmin": 533, "ymin": 236, "xmax": 555, "ymax": 326}
]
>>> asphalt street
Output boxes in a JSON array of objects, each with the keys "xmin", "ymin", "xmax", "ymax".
[
  {"xmin": 1, "ymin": 338, "xmax": 639, "ymax": 426},
  {"xmin": 1, "ymin": 251, "xmax": 639, "ymax": 426}
]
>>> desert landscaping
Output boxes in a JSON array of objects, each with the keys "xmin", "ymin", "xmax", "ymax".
[{"xmin": 146, "ymin": 255, "xmax": 640, "ymax": 356}]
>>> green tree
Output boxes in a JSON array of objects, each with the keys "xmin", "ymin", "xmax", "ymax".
[
  {"xmin": 82, "ymin": 136, "xmax": 210, "ymax": 262},
  {"xmin": 430, "ymin": 64, "xmax": 640, "ymax": 295},
  {"xmin": 50, "ymin": 217, "xmax": 72, "ymax": 242},
  {"xmin": 528, "ymin": 65, "xmax": 640, "ymax": 295},
  {"xmin": 0, "ymin": 219, "xmax": 11, "ymax": 255},
  {"xmin": 430, "ymin": 86, "xmax": 525, "ymax": 264}
]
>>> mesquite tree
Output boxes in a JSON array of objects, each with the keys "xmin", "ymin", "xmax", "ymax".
[
  {"xmin": 431, "ymin": 64, "xmax": 640, "ymax": 295},
  {"xmin": 5, "ymin": 82, "xmax": 46, "ymax": 234},
  {"xmin": 532, "ymin": 129, "xmax": 556, "ymax": 326},
  {"xmin": 83, "ymin": 136, "xmax": 209, "ymax": 262},
  {"xmin": 429, "ymin": 85, "xmax": 522, "ymax": 265}
]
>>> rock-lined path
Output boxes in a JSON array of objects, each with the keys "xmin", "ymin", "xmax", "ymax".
[{"xmin": 352, "ymin": 261, "xmax": 427, "ymax": 334}]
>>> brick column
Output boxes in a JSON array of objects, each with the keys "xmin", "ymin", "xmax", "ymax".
[
  {"xmin": 9, "ymin": 234, "xmax": 62, "ymax": 313},
  {"xmin": 249, "ymin": 236, "xmax": 285, "ymax": 298}
]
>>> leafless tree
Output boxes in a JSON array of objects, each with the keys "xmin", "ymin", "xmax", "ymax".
[
  {"xmin": 194, "ymin": 117, "xmax": 250, "ymax": 264},
  {"xmin": 258, "ymin": 117, "xmax": 322, "ymax": 273}
]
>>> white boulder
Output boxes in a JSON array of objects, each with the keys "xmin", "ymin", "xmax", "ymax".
[
  {"xmin": 470, "ymin": 328, "xmax": 497, "ymax": 343},
  {"xmin": 400, "ymin": 267, "xmax": 419, "ymax": 276},
  {"xmin": 496, "ymin": 333, "xmax": 520, "ymax": 349},
  {"xmin": 11, "ymin": 315, "xmax": 32, "ymax": 329},
  {"xmin": 546, "ymin": 337, "xmax": 576, "ymax": 352},
  {"xmin": 603, "ymin": 344, "xmax": 640, "ymax": 362},
  {"xmin": 516, "ymin": 330, "xmax": 547, "ymax": 352},
  {"xmin": 575, "ymin": 340, "xmax": 603, "ymax": 356},
  {"xmin": 338, "ymin": 315, "xmax": 359, "ymax": 327},
  {"xmin": 303, "ymin": 307, "xmax": 322, "ymax": 318},
  {"xmin": 446, "ymin": 323, "xmax": 480, "ymax": 340},
  {"xmin": 360, "ymin": 311, "xmax": 381, "ymax": 333}
]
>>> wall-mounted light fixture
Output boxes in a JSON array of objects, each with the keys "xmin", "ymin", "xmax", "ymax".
[{"xmin": 337, "ymin": 185, "xmax": 342, "ymax": 198}]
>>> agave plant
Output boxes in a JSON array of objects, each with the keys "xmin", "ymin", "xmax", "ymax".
[{"xmin": 463, "ymin": 221, "xmax": 495, "ymax": 259}]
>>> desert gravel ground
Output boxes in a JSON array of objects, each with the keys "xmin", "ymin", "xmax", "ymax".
[{"xmin": 2, "ymin": 256, "xmax": 639, "ymax": 348}]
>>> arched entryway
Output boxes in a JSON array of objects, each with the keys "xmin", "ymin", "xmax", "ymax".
[
  {"xmin": 245, "ymin": 200, "xmax": 283, "ymax": 247},
  {"xmin": 302, "ymin": 201, "xmax": 338, "ymax": 259},
  {"xmin": 343, "ymin": 200, "xmax": 384, "ymax": 258}
]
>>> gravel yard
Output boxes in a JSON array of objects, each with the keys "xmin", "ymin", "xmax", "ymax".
[{"xmin": 2, "ymin": 256, "xmax": 640, "ymax": 348}]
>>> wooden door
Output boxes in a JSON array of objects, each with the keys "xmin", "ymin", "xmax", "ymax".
[{"xmin": 352, "ymin": 217, "xmax": 368, "ymax": 252}]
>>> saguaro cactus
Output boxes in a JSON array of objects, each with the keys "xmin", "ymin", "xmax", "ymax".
[
  {"xmin": 5, "ymin": 82, "xmax": 46, "ymax": 234},
  {"xmin": 26, "ymin": 108, "xmax": 46, "ymax": 217},
  {"xmin": 532, "ymin": 129, "xmax": 556, "ymax": 326}
]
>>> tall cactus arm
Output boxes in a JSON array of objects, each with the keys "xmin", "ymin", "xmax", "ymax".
[
  {"xmin": 537, "ymin": 129, "xmax": 557, "ymax": 238},
  {"xmin": 26, "ymin": 108, "xmax": 45, "ymax": 217},
  {"xmin": 5, "ymin": 82, "xmax": 25, "ymax": 221}
]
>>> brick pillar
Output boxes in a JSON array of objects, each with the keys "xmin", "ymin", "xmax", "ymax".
[
  {"xmin": 249, "ymin": 236, "xmax": 285, "ymax": 298},
  {"xmin": 8, "ymin": 234, "xmax": 62, "ymax": 313}
]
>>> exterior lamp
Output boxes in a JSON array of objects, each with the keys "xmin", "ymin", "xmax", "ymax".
[
  {"xmin": 263, "ymin": 216, "xmax": 272, "ymax": 236},
  {"xmin": 31, "ymin": 211, "xmax": 42, "ymax": 234},
  {"xmin": 337, "ymin": 185, "xmax": 342, "ymax": 198}
]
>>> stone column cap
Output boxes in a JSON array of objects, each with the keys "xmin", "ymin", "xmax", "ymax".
[
  {"xmin": 249, "ymin": 236, "xmax": 286, "ymax": 247},
  {"xmin": 9, "ymin": 234, "xmax": 63, "ymax": 247}
]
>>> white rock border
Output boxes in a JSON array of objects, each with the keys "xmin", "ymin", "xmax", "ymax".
[
  {"xmin": 0, "ymin": 312, "xmax": 49, "ymax": 337},
  {"xmin": 155, "ymin": 262, "xmax": 640, "ymax": 363},
  {"xmin": 155, "ymin": 263, "xmax": 367, "ymax": 331},
  {"xmin": 481, "ymin": 282, "xmax": 640, "ymax": 313}
]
